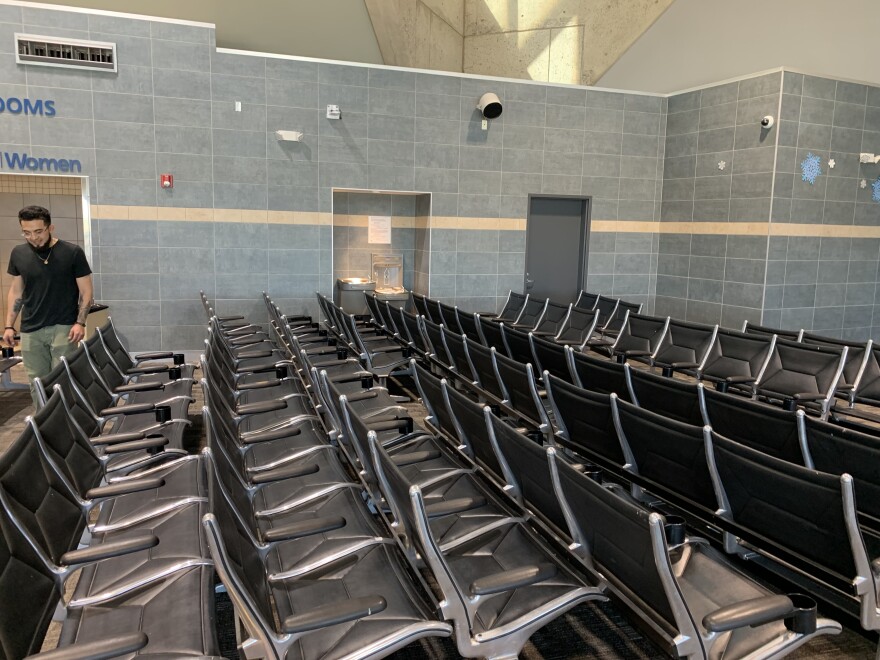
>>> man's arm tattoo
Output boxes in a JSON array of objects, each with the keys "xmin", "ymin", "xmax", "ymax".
[
  {"xmin": 75, "ymin": 295, "xmax": 94, "ymax": 325},
  {"xmin": 12, "ymin": 298, "xmax": 22, "ymax": 313},
  {"xmin": 6, "ymin": 297, "xmax": 22, "ymax": 326}
]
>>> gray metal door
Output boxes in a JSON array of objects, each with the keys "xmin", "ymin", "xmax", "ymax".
[{"xmin": 524, "ymin": 195, "xmax": 590, "ymax": 302}]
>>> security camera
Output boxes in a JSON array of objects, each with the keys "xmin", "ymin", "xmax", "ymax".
[
  {"xmin": 477, "ymin": 92, "xmax": 503, "ymax": 119},
  {"xmin": 760, "ymin": 115, "xmax": 775, "ymax": 129}
]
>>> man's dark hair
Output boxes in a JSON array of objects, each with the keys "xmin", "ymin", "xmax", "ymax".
[{"xmin": 18, "ymin": 205, "xmax": 51, "ymax": 226}]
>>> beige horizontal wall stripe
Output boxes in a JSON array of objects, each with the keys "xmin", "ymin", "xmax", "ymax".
[{"xmin": 87, "ymin": 207, "xmax": 880, "ymax": 239}]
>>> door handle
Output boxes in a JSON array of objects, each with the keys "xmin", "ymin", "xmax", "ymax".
[{"xmin": 525, "ymin": 274, "xmax": 534, "ymax": 289}]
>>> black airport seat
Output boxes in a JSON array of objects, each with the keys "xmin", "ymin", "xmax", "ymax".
[
  {"xmin": 755, "ymin": 338, "xmax": 846, "ymax": 418},
  {"xmin": 475, "ymin": 313, "xmax": 506, "ymax": 351},
  {"xmin": 507, "ymin": 296, "xmax": 548, "ymax": 331},
  {"xmin": 592, "ymin": 312, "xmax": 669, "ymax": 364},
  {"xmin": 625, "ymin": 364, "xmax": 704, "ymax": 426},
  {"xmin": 411, "ymin": 291, "xmax": 434, "ymax": 321},
  {"xmin": 697, "ymin": 327, "xmax": 775, "ymax": 395},
  {"xmin": 705, "ymin": 430, "xmax": 880, "ymax": 637},
  {"xmin": 612, "ymin": 395, "xmax": 717, "ymax": 509},
  {"xmin": 528, "ymin": 332, "xmax": 571, "ymax": 382},
  {"xmin": 340, "ymin": 312, "xmax": 411, "ymax": 386},
  {"xmin": 485, "ymin": 290, "xmax": 528, "ymax": 324},
  {"xmin": 364, "ymin": 292, "xmax": 395, "ymax": 336},
  {"xmin": 650, "ymin": 319, "xmax": 718, "ymax": 377},
  {"xmin": 421, "ymin": 317, "xmax": 450, "ymax": 366},
  {"xmin": 698, "ymin": 385, "xmax": 802, "ymax": 463},
  {"xmin": 547, "ymin": 448, "xmax": 841, "ymax": 659},
  {"xmin": 552, "ymin": 305, "xmax": 599, "ymax": 349},
  {"xmin": 545, "ymin": 372, "xmax": 624, "ymax": 466},
  {"xmin": 441, "ymin": 378, "xmax": 507, "ymax": 481},
  {"xmin": 440, "ymin": 326, "xmax": 475, "ymax": 380},
  {"xmin": 527, "ymin": 300, "xmax": 569, "ymax": 338},
  {"xmin": 463, "ymin": 340, "xmax": 506, "ymax": 402},
  {"xmin": 455, "ymin": 306, "xmax": 480, "ymax": 339},
  {"xmin": 592, "ymin": 294, "xmax": 619, "ymax": 328},
  {"xmin": 411, "ymin": 361, "xmax": 459, "ymax": 438},
  {"xmin": 574, "ymin": 289, "xmax": 599, "ymax": 310},
  {"xmin": 400, "ymin": 310, "xmax": 433, "ymax": 357},
  {"xmin": 742, "ymin": 320, "xmax": 802, "ymax": 341},
  {"xmin": 500, "ymin": 323, "xmax": 533, "ymax": 363},
  {"xmin": 800, "ymin": 332, "xmax": 871, "ymax": 405},
  {"xmin": 565, "ymin": 346, "xmax": 629, "ymax": 399},
  {"xmin": 598, "ymin": 299, "xmax": 643, "ymax": 338},
  {"xmin": 437, "ymin": 300, "xmax": 461, "ymax": 333},
  {"xmin": 369, "ymin": 432, "xmax": 603, "ymax": 659},
  {"xmin": 492, "ymin": 349, "xmax": 548, "ymax": 435},
  {"xmin": 98, "ymin": 318, "xmax": 196, "ymax": 380}
]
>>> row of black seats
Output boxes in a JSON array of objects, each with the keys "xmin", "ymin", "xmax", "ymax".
[
  {"xmin": 402, "ymin": 292, "xmax": 880, "ymax": 651},
  {"xmin": 0, "ymin": 320, "xmax": 217, "ymax": 658},
  {"xmin": 310, "ymin": 293, "xmax": 840, "ymax": 659}
]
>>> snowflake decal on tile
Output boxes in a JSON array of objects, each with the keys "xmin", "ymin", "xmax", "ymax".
[
  {"xmin": 828, "ymin": 158, "xmax": 836, "ymax": 169},
  {"xmin": 872, "ymin": 177, "xmax": 880, "ymax": 203},
  {"xmin": 861, "ymin": 179, "xmax": 868, "ymax": 189},
  {"xmin": 800, "ymin": 152, "xmax": 822, "ymax": 184},
  {"xmin": 718, "ymin": 160, "xmax": 727, "ymax": 171}
]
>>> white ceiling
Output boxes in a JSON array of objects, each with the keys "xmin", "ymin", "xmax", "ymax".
[{"xmin": 17, "ymin": 0, "xmax": 383, "ymax": 64}]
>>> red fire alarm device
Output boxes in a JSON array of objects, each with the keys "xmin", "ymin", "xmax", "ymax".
[{"xmin": 160, "ymin": 173, "xmax": 173, "ymax": 189}]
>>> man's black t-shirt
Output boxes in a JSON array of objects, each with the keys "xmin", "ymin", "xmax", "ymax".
[{"xmin": 7, "ymin": 239, "xmax": 92, "ymax": 333}]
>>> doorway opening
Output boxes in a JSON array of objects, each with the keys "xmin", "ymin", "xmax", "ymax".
[{"xmin": 525, "ymin": 194, "xmax": 590, "ymax": 303}]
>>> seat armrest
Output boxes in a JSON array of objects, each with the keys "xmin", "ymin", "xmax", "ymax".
[
  {"xmin": 284, "ymin": 314, "xmax": 312, "ymax": 324},
  {"xmin": 370, "ymin": 345, "xmax": 405, "ymax": 354},
  {"xmin": 391, "ymin": 449, "xmax": 441, "ymax": 467},
  {"xmin": 134, "ymin": 351, "xmax": 174, "ymax": 360},
  {"xmin": 236, "ymin": 399, "xmax": 287, "ymax": 416},
  {"xmin": 702, "ymin": 595, "xmax": 796, "ymax": 633},
  {"xmin": 126, "ymin": 364, "xmax": 169, "ymax": 375},
  {"xmin": 425, "ymin": 496, "xmax": 487, "ymax": 518},
  {"xmin": 724, "ymin": 376, "xmax": 757, "ymax": 384},
  {"xmin": 469, "ymin": 563, "xmax": 557, "ymax": 597},
  {"xmin": 234, "ymin": 350, "xmax": 274, "ymax": 362},
  {"xmin": 235, "ymin": 378, "xmax": 283, "ymax": 392},
  {"xmin": 250, "ymin": 462, "xmax": 320, "ymax": 485},
  {"xmin": 113, "ymin": 381, "xmax": 164, "ymax": 394},
  {"xmin": 85, "ymin": 477, "xmax": 165, "ymax": 499},
  {"xmin": 792, "ymin": 392, "xmax": 829, "ymax": 402},
  {"xmin": 282, "ymin": 595, "xmax": 386, "ymax": 634},
  {"xmin": 368, "ymin": 417, "xmax": 413, "ymax": 434},
  {"xmin": 91, "ymin": 431, "xmax": 147, "ymax": 445},
  {"xmin": 670, "ymin": 361, "xmax": 700, "ymax": 370},
  {"xmin": 621, "ymin": 349, "xmax": 652, "ymax": 357},
  {"xmin": 104, "ymin": 437, "xmax": 169, "ymax": 454},
  {"xmin": 241, "ymin": 425, "xmax": 302, "ymax": 445},
  {"xmin": 262, "ymin": 516, "xmax": 346, "ymax": 542},
  {"xmin": 217, "ymin": 315, "xmax": 245, "ymax": 322},
  {"xmin": 99, "ymin": 402, "xmax": 155, "ymax": 417},
  {"xmin": 61, "ymin": 534, "xmax": 159, "ymax": 566},
  {"xmin": 24, "ymin": 632, "xmax": 149, "ymax": 660},
  {"xmin": 345, "ymin": 390, "xmax": 379, "ymax": 402}
]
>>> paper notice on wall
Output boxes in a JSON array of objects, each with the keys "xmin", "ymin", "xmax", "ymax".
[{"xmin": 368, "ymin": 215, "xmax": 391, "ymax": 244}]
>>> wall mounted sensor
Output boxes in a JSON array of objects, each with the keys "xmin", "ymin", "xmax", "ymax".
[
  {"xmin": 477, "ymin": 92, "xmax": 503, "ymax": 119},
  {"xmin": 275, "ymin": 130, "xmax": 303, "ymax": 142},
  {"xmin": 326, "ymin": 105, "xmax": 341, "ymax": 120},
  {"xmin": 760, "ymin": 115, "xmax": 775, "ymax": 129}
]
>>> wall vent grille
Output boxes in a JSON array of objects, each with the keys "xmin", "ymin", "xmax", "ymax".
[{"xmin": 15, "ymin": 33, "xmax": 116, "ymax": 72}]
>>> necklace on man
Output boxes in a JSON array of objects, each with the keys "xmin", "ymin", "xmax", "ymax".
[{"xmin": 35, "ymin": 242, "xmax": 54, "ymax": 265}]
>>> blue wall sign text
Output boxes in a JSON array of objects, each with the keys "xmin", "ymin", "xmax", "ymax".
[{"xmin": 1, "ymin": 152, "xmax": 81, "ymax": 172}]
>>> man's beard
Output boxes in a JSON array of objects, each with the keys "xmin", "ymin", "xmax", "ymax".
[{"xmin": 27, "ymin": 233, "xmax": 53, "ymax": 253}]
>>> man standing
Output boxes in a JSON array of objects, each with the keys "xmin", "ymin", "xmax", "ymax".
[{"xmin": 3, "ymin": 205, "xmax": 93, "ymax": 405}]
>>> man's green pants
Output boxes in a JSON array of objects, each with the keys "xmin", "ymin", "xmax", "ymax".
[{"xmin": 20, "ymin": 324, "xmax": 77, "ymax": 407}]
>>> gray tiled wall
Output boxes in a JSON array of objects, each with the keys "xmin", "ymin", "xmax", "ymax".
[
  {"xmin": 763, "ymin": 72, "xmax": 880, "ymax": 340},
  {"xmin": 656, "ymin": 72, "xmax": 781, "ymax": 328}
]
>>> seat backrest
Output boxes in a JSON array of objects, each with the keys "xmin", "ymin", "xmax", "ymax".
[
  {"xmin": 30, "ymin": 389, "xmax": 103, "ymax": 498},
  {"xmin": 853, "ymin": 345, "xmax": 880, "ymax": 404},
  {"xmin": 421, "ymin": 318, "xmax": 450, "ymax": 366},
  {"xmin": 437, "ymin": 301, "xmax": 461, "ymax": 334},
  {"xmin": 500, "ymin": 325, "xmax": 532, "ymax": 364},
  {"xmin": 574, "ymin": 290, "xmax": 599, "ymax": 310},
  {"xmin": 64, "ymin": 347, "xmax": 114, "ymax": 415},
  {"xmin": 603, "ymin": 299, "xmax": 642, "ymax": 335},
  {"xmin": 341, "ymin": 398, "xmax": 385, "ymax": 493},
  {"xmin": 566, "ymin": 347, "xmax": 628, "ymax": 399},
  {"xmin": 742, "ymin": 321, "xmax": 801, "ymax": 341},
  {"xmin": 532, "ymin": 301, "xmax": 569, "ymax": 335},
  {"xmin": 402, "ymin": 311, "xmax": 431, "ymax": 355},
  {"xmin": 593, "ymin": 296, "xmax": 618, "ymax": 327},
  {"xmin": 545, "ymin": 374, "xmax": 623, "ymax": 465},
  {"xmin": 612, "ymin": 313, "xmax": 669, "ymax": 357},
  {"xmin": 758, "ymin": 339, "xmax": 846, "ymax": 405},
  {"xmin": 442, "ymin": 380, "xmax": 504, "ymax": 477},
  {"xmin": 0, "ymin": 423, "xmax": 85, "ymax": 568},
  {"xmin": 513, "ymin": 297, "xmax": 547, "ymax": 330},
  {"xmin": 464, "ymin": 341, "xmax": 505, "ymax": 401},
  {"xmin": 96, "ymin": 319, "xmax": 136, "ymax": 372},
  {"xmin": 36, "ymin": 360, "xmax": 100, "ymax": 437},
  {"xmin": 800, "ymin": 332, "xmax": 870, "ymax": 391},
  {"xmin": 554, "ymin": 307, "xmax": 598, "ymax": 348},
  {"xmin": 625, "ymin": 366, "xmax": 703, "ymax": 426},
  {"xmin": 651, "ymin": 320, "xmax": 717, "ymax": 370},
  {"xmin": 613, "ymin": 397, "xmax": 717, "ymax": 510},
  {"xmin": 699, "ymin": 387, "xmax": 802, "ymax": 463},
  {"xmin": 528, "ymin": 333, "xmax": 570, "ymax": 381},
  {"xmin": 440, "ymin": 327, "xmax": 475, "ymax": 380},
  {"xmin": 411, "ymin": 293, "xmax": 433, "ymax": 321},
  {"xmin": 485, "ymin": 410, "xmax": 568, "ymax": 532},
  {"xmin": 455, "ymin": 308, "xmax": 479, "ymax": 338},
  {"xmin": 476, "ymin": 316, "xmax": 506, "ymax": 352},
  {"xmin": 496, "ymin": 291, "xmax": 527, "ymax": 321},
  {"xmin": 492, "ymin": 350, "xmax": 542, "ymax": 425},
  {"xmin": 412, "ymin": 362, "xmax": 457, "ymax": 437},
  {"xmin": 550, "ymin": 452, "xmax": 677, "ymax": 626},
  {"xmin": 709, "ymin": 431, "xmax": 861, "ymax": 582},
  {"xmin": 0, "ymin": 452, "xmax": 60, "ymax": 658},
  {"xmin": 699, "ymin": 328, "xmax": 774, "ymax": 387},
  {"xmin": 365, "ymin": 294, "xmax": 387, "ymax": 332},
  {"xmin": 801, "ymin": 414, "xmax": 880, "ymax": 523}
]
